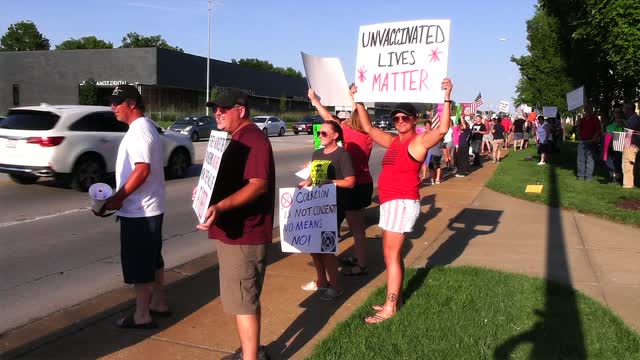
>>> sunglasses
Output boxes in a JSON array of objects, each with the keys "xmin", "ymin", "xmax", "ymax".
[
  {"xmin": 393, "ymin": 115, "xmax": 413, "ymax": 123},
  {"xmin": 216, "ymin": 105, "xmax": 242, "ymax": 113},
  {"xmin": 318, "ymin": 131, "xmax": 334, "ymax": 137}
]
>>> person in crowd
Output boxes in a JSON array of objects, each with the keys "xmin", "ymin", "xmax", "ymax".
[
  {"xmin": 523, "ymin": 118, "xmax": 535, "ymax": 148},
  {"xmin": 197, "ymin": 90, "xmax": 276, "ymax": 360},
  {"xmin": 442, "ymin": 118, "xmax": 455, "ymax": 168},
  {"xmin": 490, "ymin": 118, "xmax": 505, "ymax": 163},
  {"xmin": 502, "ymin": 115, "xmax": 513, "ymax": 149},
  {"xmin": 308, "ymin": 86, "xmax": 373, "ymax": 276},
  {"xmin": 605, "ymin": 107, "xmax": 625, "ymax": 183},
  {"xmin": 419, "ymin": 120, "xmax": 433, "ymax": 181},
  {"xmin": 470, "ymin": 115, "xmax": 488, "ymax": 166},
  {"xmin": 622, "ymin": 102, "xmax": 640, "ymax": 188},
  {"xmin": 511, "ymin": 116, "xmax": 526, "ymax": 151},
  {"xmin": 99, "ymin": 85, "xmax": 169, "ymax": 330},
  {"xmin": 536, "ymin": 115, "xmax": 551, "ymax": 165},
  {"xmin": 298, "ymin": 120, "xmax": 355, "ymax": 300},
  {"xmin": 355, "ymin": 78, "xmax": 453, "ymax": 324},
  {"xmin": 575, "ymin": 104, "xmax": 601, "ymax": 180},
  {"xmin": 427, "ymin": 138, "xmax": 444, "ymax": 184},
  {"xmin": 481, "ymin": 116, "xmax": 493, "ymax": 155},
  {"xmin": 455, "ymin": 118, "xmax": 472, "ymax": 177}
]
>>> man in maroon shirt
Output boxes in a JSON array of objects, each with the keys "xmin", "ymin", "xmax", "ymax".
[
  {"xmin": 576, "ymin": 104, "xmax": 601, "ymax": 180},
  {"xmin": 197, "ymin": 90, "xmax": 275, "ymax": 360}
]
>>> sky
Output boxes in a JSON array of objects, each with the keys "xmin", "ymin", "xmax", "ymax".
[{"xmin": 1, "ymin": 0, "xmax": 537, "ymax": 112}]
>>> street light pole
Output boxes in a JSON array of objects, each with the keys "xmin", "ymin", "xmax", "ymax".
[{"xmin": 206, "ymin": 0, "xmax": 212, "ymax": 115}]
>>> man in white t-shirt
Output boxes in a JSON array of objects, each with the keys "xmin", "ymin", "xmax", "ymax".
[{"xmin": 99, "ymin": 84, "xmax": 168, "ymax": 329}]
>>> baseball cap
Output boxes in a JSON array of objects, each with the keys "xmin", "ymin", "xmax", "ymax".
[
  {"xmin": 106, "ymin": 84, "xmax": 143, "ymax": 105},
  {"xmin": 337, "ymin": 111, "xmax": 351, "ymax": 119},
  {"xmin": 206, "ymin": 89, "xmax": 249, "ymax": 108},
  {"xmin": 390, "ymin": 103, "xmax": 417, "ymax": 117}
]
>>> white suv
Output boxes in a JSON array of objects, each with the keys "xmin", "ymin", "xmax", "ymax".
[{"xmin": 0, "ymin": 105, "xmax": 195, "ymax": 191}]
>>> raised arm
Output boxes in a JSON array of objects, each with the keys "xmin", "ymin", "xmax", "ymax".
[
  {"xmin": 308, "ymin": 89, "xmax": 334, "ymax": 121},
  {"xmin": 410, "ymin": 78, "xmax": 453, "ymax": 156},
  {"xmin": 351, "ymin": 86, "xmax": 395, "ymax": 148}
]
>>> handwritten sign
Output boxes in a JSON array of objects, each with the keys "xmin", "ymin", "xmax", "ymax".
[
  {"xmin": 279, "ymin": 185, "xmax": 338, "ymax": 254},
  {"xmin": 301, "ymin": 52, "xmax": 352, "ymax": 107},
  {"xmin": 499, "ymin": 100, "xmax": 510, "ymax": 113},
  {"xmin": 566, "ymin": 86, "xmax": 584, "ymax": 111},
  {"xmin": 354, "ymin": 19, "xmax": 451, "ymax": 103},
  {"xmin": 192, "ymin": 130, "xmax": 230, "ymax": 223}
]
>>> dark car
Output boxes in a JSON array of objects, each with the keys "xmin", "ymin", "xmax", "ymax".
[
  {"xmin": 293, "ymin": 115, "xmax": 324, "ymax": 135},
  {"xmin": 373, "ymin": 115, "xmax": 392, "ymax": 130},
  {"xmin": 167, "ymin": 116, "xmax": 217, "ymax": 142}
]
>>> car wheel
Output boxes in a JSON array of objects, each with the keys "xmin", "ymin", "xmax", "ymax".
[
  {"xmin": 166, "ymin": 148, "xmax": 191, "ymax": 179},
  {"xmin": 71, "ymin": 154, "xmax": 105, "ymax": 192},
  {"xmin": 278, "ymin": 127, "xmax": 285, "ymax": 137},
  {"xmin": 307, "ymin": 130, "xmax": 313, "ymax": 135},
  {"xmin": 263, "ymin": 128, "xmax": 269, "ymax": 137},
  {"xmin": 293, "ymin": 130, "xmax": 299, "ymax": 135},
  {"xmin": 190, "ymin": 132, "xmax": 199, "ymax": 142},
  {"xmin": 9, "ymin": 173, "xmax": 39, "ymax": 185}
]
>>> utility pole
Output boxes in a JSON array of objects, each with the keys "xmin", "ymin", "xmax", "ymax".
[{"xmin": 206, "ymin": 0, "xmax": 212, "ymax": 116}]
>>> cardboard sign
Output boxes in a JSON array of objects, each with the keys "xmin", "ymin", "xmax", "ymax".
[
  {"xmin": 192, "ymin": 131, "xmax": 230, "ymax": 223},
  {"xmin": 354, "ymin": 19, "xmax": 451, "ymax": 103},
  {"xmin": 301, "ymin": 52, "xmax": 352, "ymax": 107},
  {"xmin": 566, "ymin": 86, "xmax": 584, "ymax": 111},
  {"xmin": 525, "ymin": 185, "xmax": 544, "ymax": 193},
  {"xmin": 543, "ymin": 106, "xmax": 558, "ymax": 118},
  {"xmin": 499, "ymin": 100, "xmax": 510, "ymax": 113},
  {"xmin": 279, "ymin": 185, "xmax": 339, "ymax": 254}
]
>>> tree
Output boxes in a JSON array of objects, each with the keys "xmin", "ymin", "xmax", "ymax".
[
  {"xmin": 511, "ymin": 6, "xmax": 573, "ymax": 112},
  {"xmin": 120, "ymin": 32, "xmax": 183, "ymax": 52},
  {"xmin": 231, "ymin": 58, "xmax": 303, "ymax": 78},
  {"xmin": 0, "ymin": 20, "xmax": 50, "ymax": 51},
  {"xmin": 79, "ymin": 79, "xmax": 98, "ymax": 105},
  {"xmin": 279, "ymin": 95, "xmax": 288, "ymax": 114},
  {"xmin": 57, "ymin": 36, "xmax": 113, "ymax": 50}
]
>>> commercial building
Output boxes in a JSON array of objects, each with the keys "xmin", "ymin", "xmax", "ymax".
[{"xmin": 0, "ymin": 47, "xmax": 310, "ymax": 116}]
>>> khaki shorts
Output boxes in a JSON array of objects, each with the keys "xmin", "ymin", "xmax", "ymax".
[
  {"xmin": 491, "ymin": 139, "xmax": 505, "ymax": 149},
  {"xmin": 216, "ymin": 240, "xmax": 267, "ymax": 315}
]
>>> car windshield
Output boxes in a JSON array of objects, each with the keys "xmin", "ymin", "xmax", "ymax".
[
  {"xmin": 1, "ymin": 110, "xmax": 60, "ymax": 130},
  {"xmin": 174, "ymin": 117, "xmax": 198, "ymax": 124},
  {"xmin": 252, "ymin": 117, "xmax": 267, "ymax": 123}
]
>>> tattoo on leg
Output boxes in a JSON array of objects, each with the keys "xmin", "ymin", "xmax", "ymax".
[{"xmin": 388, "ymin": 293, "xmax": 398, "ymax": 302}]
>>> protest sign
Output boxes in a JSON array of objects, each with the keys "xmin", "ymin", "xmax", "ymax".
[
  {"xmin": 301, "ymin": 52, "xmax": 352, "ymax": 107},
  {"xmin": 354, "ymin": 19, "xmax": 451, "ymax": 103},
  {"xmin": 566, "ymin": 86, "xmax": 584, "ymax": 111},
  {"xmin": 279, "ymin": 185, "xmax": 338, "ymax": 254},
  {"xmin": 313, "ymin": 123, "xmax": 322, "ymax": 150},
  {"xmin": 192, "ymin": 131, "xmax": 230, "ymax": 223},
  {"xmin": 543, "ymin": 106, "xmax": 558, "ymax": 118},
  {"xmin": 460, "ymin": 103, "xmax": 473, "ymax": 117},
  {"xmin": 499, "ymin": 100, "xmax": 510, "ymax": 113}
]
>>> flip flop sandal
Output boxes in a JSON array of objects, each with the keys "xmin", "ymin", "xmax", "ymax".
[
  {"xmin": 301, "ymin": 280, "xmax": 327, "ymax": 291},
  {"xmin": 364, "ymin": 312, "xmax": 394, "ymax": 324},
  {"xmin": 116, "ymin": 313, "xmax": 157, "ymax": 329},
  {"xmin": 150, "ymin": 309, "xmax": 172, "ymax": 318},
  {"xmin": 341, "ymin": 265, "xmax": 369, "ymax": 276}
]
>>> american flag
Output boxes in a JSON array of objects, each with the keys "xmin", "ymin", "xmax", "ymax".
[
  {"xmin": 470, "ymin": 92, "xmax": 484, "ymax": 114},
  {"xmin": 431, "ymin": 112, "xmax": 440, "ymax": 129}
]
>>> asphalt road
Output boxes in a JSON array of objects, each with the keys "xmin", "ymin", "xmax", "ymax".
[{"xmin": 0, "ymin": 132, "xmax": 385, "ymax": 333}]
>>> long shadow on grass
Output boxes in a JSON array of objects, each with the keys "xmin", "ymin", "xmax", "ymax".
[{"xmin": 494, "ymin": 163, "xmax": 586, "ymax": 359}]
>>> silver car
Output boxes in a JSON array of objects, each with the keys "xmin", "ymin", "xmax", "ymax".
[
  {"xmin": 251, "ymin": 116, "xmax": 286, "ymax": 137},
  {"xmin": 167, "ymin": 116, "xmax": 218, "ymax": 142}
]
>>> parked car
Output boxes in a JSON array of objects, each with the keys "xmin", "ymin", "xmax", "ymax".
[
  {"xmin": 251, "ymin": 116, "xmax": 286, "ymax": 137},
  {"xmin": 0, "ymin": 105, "xmax": 195, "ymax": 191},
  {"xmin": 373, "ymin": 115, "xmax": 392, "ymax": 130},
  {"xmin": 293, "ymin": 115, "xmax": 324, "ymax": 135},
  {"xmin": 166, "ymin": 115, "xmax": 217, "ymax": 142}
]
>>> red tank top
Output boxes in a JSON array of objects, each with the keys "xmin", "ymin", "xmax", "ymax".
[
  {"xmin": 378, "ymin": 135, "xmax": 421, "ymax": 204},
  {"xmin": 342, "ymin": 124, "xmax": 373, "ymax": 184}
]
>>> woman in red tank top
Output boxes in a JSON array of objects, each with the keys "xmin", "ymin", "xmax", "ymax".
[{"xmin": 356, "ymin": 78, "xmax": 454, "ymax": 324}]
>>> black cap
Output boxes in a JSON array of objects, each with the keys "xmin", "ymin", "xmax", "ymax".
[
  {"xmin": 206, "ymin": 89, "xmax": 249, "ymax": 108},
  {"xmin": 390, "ymin": 103, "xmax": 417, "ymax": 117},
  {"xmin": 106, "ymin": 84, "xmax": 143, "ymax": 105}
]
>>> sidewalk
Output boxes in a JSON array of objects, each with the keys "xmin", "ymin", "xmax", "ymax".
[{"xmin": 3, "ymin": 159, "xmax": 639, "ymax": 360}]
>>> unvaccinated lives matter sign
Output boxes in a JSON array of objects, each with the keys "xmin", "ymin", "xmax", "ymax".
[
  {"xmin": 279, "ymin": 185, "xmax": 338, "ymax": 254},
  {"xmin": 192, "ymin": 130, "xmax": 230, "ymax": 223},
  {"xmin": 354, "ymin": 19, "xmax": 451, "ymax": 104}
]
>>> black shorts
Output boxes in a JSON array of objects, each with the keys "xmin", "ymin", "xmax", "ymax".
[
  {"xmin": 344, "ymin": 182, "xmax": 373, "ymax": 211},
  {"xmin": 537, "ymin": 141, "xmax": 549, "ymax": 155},
  {"xmin": 119, "ymin": 214, "xmax": 164, "ymax": 284},
  {"xmin": 429, "ymin": 155, "xmax": 442, "ymax": 170}
]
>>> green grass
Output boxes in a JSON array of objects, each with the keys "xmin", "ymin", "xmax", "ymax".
[
  {"xmin": 486, "ymin": 142, "xmax": 640, "ymax": 226},
  {"xmin": 307, "ymin": 267, "xmax": 640, "ymax": 360}
]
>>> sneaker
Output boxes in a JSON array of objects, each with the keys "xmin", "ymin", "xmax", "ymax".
[
  {"xmin": 301, "ymin": 280, "xmax": 327, "ymax": 291},
  {"xmin": 320, "ymin": 288, "xmax": 343, "ymax": 301},
  {"xmin": 221, "ymin": 345, "xmax": 271, "ymax": 360},
  {"xmin": 455, "ymin": 174, "xmax": 466, "ymax": 178},
  {"xmin": 537, "ymin": 161, "xmax": 545, "ymax": 165},
  {"xmin": 435, "ymin": 180, "xmax": 441, "ymax": 184}
]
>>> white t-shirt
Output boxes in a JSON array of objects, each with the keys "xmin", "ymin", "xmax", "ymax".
[
  {"xmin": 443, "ymin": 126, "xmax": 453, "ymax": 143},
  {"xmin": 115, "ymin": 116, "xmax": 166, "ymax": 217}
]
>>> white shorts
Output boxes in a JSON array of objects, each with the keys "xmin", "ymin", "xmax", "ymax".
[{"xmin": 379, "ymin": 199, "xmax": 421, "ymax": 234}]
